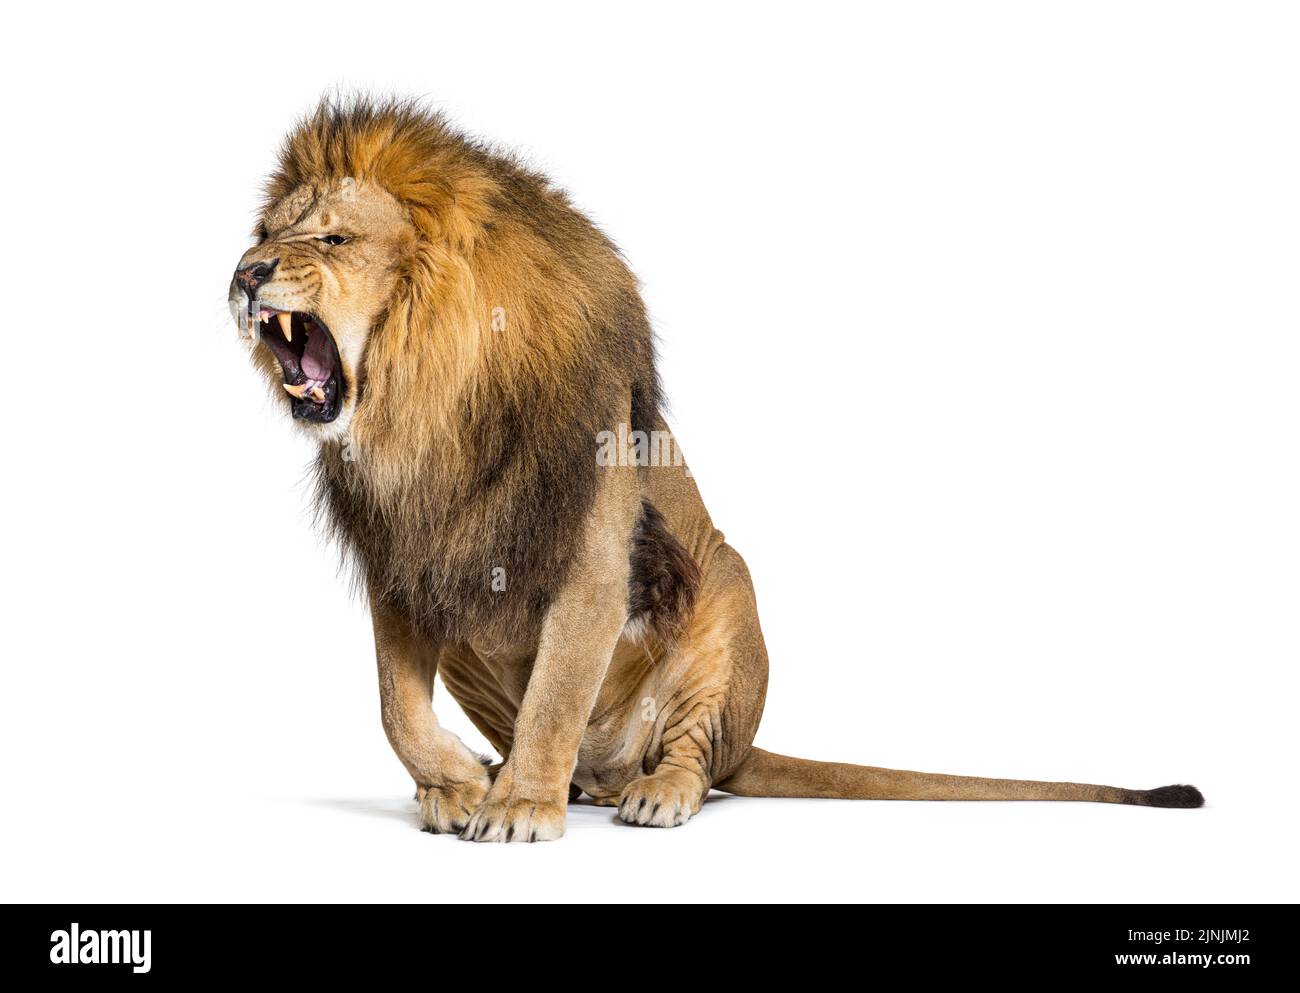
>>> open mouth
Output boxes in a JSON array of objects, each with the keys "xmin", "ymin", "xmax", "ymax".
[{"xmin": 254, "ymin": 308, "xmax": 344, "ymax": 423}]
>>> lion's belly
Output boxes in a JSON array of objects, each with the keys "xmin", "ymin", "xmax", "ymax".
[
  {"xmin": 436, "ymin": 644, "xmax": 526, "ymax": 758},
  {"xmin": 437, "ymin": 635, "xmax": 677, "ymax": 801}
]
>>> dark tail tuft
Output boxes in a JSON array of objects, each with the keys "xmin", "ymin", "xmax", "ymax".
[{"xmin": 1138, "ymin": 784, "xmax": 1204, "ymax": 808}]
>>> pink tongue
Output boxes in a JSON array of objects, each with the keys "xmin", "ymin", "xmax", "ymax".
[{"xmin": 301, "ymin": 325, "xmax": 333, "ymax": 381}]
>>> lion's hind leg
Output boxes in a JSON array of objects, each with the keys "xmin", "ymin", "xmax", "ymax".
[
  {"xmin": 616, "ymin": 542, "xmax": 769, "ymax": 828},
  {"xmin": 618, "ymin": 767, "xmax": 705, "ymax": 827},
  {"xmin": 617, "ymin": 720, "xmax": 712, "ymax": 828}
]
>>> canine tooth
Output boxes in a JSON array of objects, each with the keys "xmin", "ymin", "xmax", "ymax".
[
  {"xmin": 283, "ymin": 383, "xmax": 309, "ymax": 399},
  {"xmin": 277, "ymin": 311, "xmax": 293, "ymax": 342},
  {"xmin": 309, "ymin": 386, "xmax": 326, "ymax": 403}
]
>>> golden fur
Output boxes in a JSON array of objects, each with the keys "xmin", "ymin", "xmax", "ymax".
[{"xmin": 231, "ymin": 97, "xmax": 1202, "ymax": 842}]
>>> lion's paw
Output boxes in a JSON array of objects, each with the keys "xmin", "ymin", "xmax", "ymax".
[
  {"xmin": 458, "ymin": 793, "xmax": 566, "ymax": 843},
  {"xmin": 419, "ymin": 773, "xmax": 490, "ymax": 835},
  {"xmin": 617, "ymin": 768, "xmax": 705, "ymax": 828}
]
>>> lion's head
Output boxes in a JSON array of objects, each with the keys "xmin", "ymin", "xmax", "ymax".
[
  {"xmin": 230, "ymin": 173, "xmax": 413, "ymax": 434},
  {"xmin": 229, "ymin": 99, "xmax": 505, "ymax": 445}
]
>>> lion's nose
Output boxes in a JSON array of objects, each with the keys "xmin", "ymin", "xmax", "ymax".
[{"xmin": 234, "ymin": 258, "xmax": 279, "ymax": 299}]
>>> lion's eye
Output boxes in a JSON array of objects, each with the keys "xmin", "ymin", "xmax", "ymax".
[{"xmin": 317, "ymin": 234, "xmax": 349, "ymax": 246}]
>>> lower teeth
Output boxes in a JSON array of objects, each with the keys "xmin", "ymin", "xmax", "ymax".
[{"xmin": 283, "ymin": 380, "xmax": 328, "ymax": 402}]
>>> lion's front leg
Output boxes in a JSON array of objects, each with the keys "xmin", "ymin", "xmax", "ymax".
[
  {"xmin": 372, "ymin": 596, "xmax": 491, "ymax": 834},
  {"xmin": 457, "ymin": 583, "xmax": 629, "ymax": 842},
  {"xmin": 460, "ymin": 465, "xmax": 638, "ymax": 843},
  {"xmin": 458, "ymin": 597, "xmax": 626, "ymax": 841}
]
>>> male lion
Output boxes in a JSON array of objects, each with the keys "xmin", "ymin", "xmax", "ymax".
[{"xmin": 230, "ymin": 98, "xmax": 1202, "ymax": 842}]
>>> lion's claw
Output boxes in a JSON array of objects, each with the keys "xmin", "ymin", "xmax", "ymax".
[
  {"xmin": 418, "ymin": 775, "xmax": 490, "ymax": 834},
  {"xmin": 459, "ymin": 795, "xmax": 566, "ymax": 843}
]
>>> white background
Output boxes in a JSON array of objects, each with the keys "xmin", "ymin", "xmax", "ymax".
[{"xmin": 1, "ymin": 2, "xmax": 1296, "ymax": 903}]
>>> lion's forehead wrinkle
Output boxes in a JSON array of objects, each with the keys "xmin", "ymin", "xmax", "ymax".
[
  {"xmin": 261, "ymin": 180, "xmax": 409, "ymax": 241},
  {"xmin": 262, "ymin": 184, "xmax": 315, "ymax": 232}
]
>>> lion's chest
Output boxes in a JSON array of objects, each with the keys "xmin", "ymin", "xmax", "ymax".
[{"xmin": 320, "ymin": 471, "xmax": 571, "ymax": 645}]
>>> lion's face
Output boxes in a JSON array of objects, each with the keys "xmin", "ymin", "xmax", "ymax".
[{"xmin": 229, "ymin": 177, "xmax": 415, "ymax": 436}]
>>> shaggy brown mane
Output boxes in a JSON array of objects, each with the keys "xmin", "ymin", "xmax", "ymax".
[{"xmin": 263, "ymin": 98, "xmax": 666, "ymax": 644}]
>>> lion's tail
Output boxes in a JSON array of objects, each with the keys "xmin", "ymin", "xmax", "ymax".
[{"xmin": 713, "ymin": 747, "xmax": 1203, "ymax": 808}]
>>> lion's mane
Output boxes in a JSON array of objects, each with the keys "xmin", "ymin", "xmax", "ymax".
[{"xmin": 259, "ymin": 98, "xmax": 666, "ymax": 644}]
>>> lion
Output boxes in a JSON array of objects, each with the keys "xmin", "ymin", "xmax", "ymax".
[{"xmin": 229, "ymin": 97, "xmax": 1202, "ymax": 842}]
